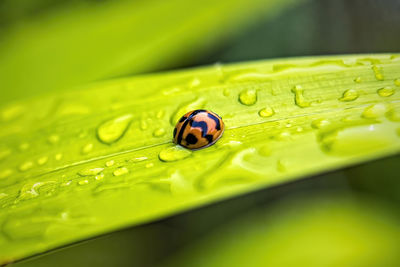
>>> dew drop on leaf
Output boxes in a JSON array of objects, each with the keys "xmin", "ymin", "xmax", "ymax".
[
  {"xmin": 18, "ymin": 161, "xmax": 34, "ymax": 172},
  {"xmin": 37, "ymin": 156, "xmax": 49, "ymax": 166},
  {"xmin": 258, "ymin": 107, "xmax": 274, "ymax": 118},
  {"xmin": 362, "ymin": 103, "xmax": 387, "ymax": 119},
  {"xmin": 354, "ymin": 77, "xmax": 362, "ymax": 83},
  {"xmin": 105, "ymin": 160, "xmax": 115, "ymax": 167},
  {"xmin": 0, "ymin": 169, "xmax": 13, "ymax": 180},
  {"xmin": 47, "ymin": 135, "xmax": 60, "ymax": 144},
  {"xmin": 81, "ymin": 143, "xmax": 94, "ymax": 154},
  {"xmin": 377, "ymin": 87, "xmax": 395, "ymax": 97},
  {"xmin": 153, "ymin": 128, "xmax": 166, "ymax": 137},
  {"xmin": 95, "ymin": 173, "xmax": 104, "ymax": 181},
  {"xmin": 291, "ymin": 85, "xmax": 311, "ymax": 108},
  {"xmin": 55, "ymin": 153, "xmax": 63, "ymax": 161},
  {"xmin": 78, "ymin": 180, "xmax": 89, "ymax": 186},
  {"xmin": 385, "ymin": 106, "xmax": 400, "ymax": 122},
  {"xmin": 238, "ymin": 89, "xmax": 257, "ymax": 106},
  {"xmin": 97, "ymin": 114, "xmax": 133, "ymax": 144},
  {"xmin": 338, "ymin": 89, "xmax": 358, "ymax": 102},
  {"xmin": 113, "ymin": 167, "xmax": 129, "ymax": 176},
  {"xmin": 78, "ymin": 167, "xmax": 104, "ymax": 176},
  {"xmin": 371, "ymin": 65, "xmax": 384, "ymax": 81},
  {"xmin": 159, "ymin": 145, "xmax": 192, "ymax": 162}
]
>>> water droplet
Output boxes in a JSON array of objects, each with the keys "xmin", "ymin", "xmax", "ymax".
[
  {"xmin": 1, "ymin": 105, "xmax": 24, "ymax": 121},
  {"xmin": 19, "ymin": 161, "xmax": 34, "ymax": 172},
  {"xmin": 223, "ymin": 88, "xmax": 230, "ymax": 97},
  {"xmin": 318, "ymin": 123, "xmax": 397, "ymax": 156},
  {"xmin": 189, "ymin": 78, "xmax": 201, "ymax": 88},
  {"xmin": 296, "ymin": 126, "xmax": 304, "ymax": 132},
  {"xmin": 78, "ymin": 179, "xmax": 89, "ymax": 185},
  {"xmin": 159, "ymin": 145, "xmax": 192, "ymax": 162},
  {"xmin": 311, "ymin": 118, "xmax": 331, "ymax": 129},
  {"xmin": 377, "ymin": 87, "xmax": 395, "ymax": 97},
  {"xmin": 97, "ymin": 114, "xmax": 133, "ymax": 144},
  {"xmin": 156, "ymin": 110, "xmax": 165, "ymax": 119},
  {"xmin": 61, "ymin": 181, "xmax": 72, "ymax": 187},
  {"xmin": 113, "ymin": 167, "xmax": 129, "ymax": 176},
  {"xmin": 0, "ymin": 169, "xmax": 13, "ymax": 179},
  {"xmin": 18, "ymin": 143, "xmax": 30, "ymax": 151},
  {"xmin": 385, "ymin": 106, "xmax": 400, "ymax": 122},
  {"xmin": 277, "ymin": 159, "xmax": 287, "ymax": 172},
  {"xmin": 371, "ymin": 65, "xmax": 384, "ymax": 81},
  {"xmin": 153, "ymin": 128, "xmax": 166, "ymax": 137},
  {"xmin": 394, "ymin": 79, "xmax": 400, "ymax": 87},
  {"xmin": 129, "ymin": 156, "xmax": 148, "ymax": 162},
  {"xmin": 338, "ymin": 89, "xmax": 358, "ymax": 102},
  {"xmin": 0, "ymin": 148, "xmax": 11, "ymax": 161},
  {"xmin": 362, "ymin": 103, "xmax": 387, "ymax": 119},
  {"xmin": 47, "ymin": 135, "xmax": 60, "ymax": 144},
  {"xmin": 291, "ymin": 85, "xmax": 311, "ymax": 108},
  {"xmin": 140, "ymin": 118, "xmax": 148, "ymax": 130},
  {"xmin": 238, "ymin": 89, "xmax": 257, "ymax": 106},
  {"xmin": 78, "ymin": 167, "xmax": 104, "ymax": 176},
  {"xmin": 354, "ymin": 77, "xmax": 362, "ymax": 83},
  {"xmin": 18, "ymin": 181, "xmax": 56, "ymax": 200},
  {"xmin": 81, "ymin": 143, "xmax": 93, "ymax": 154},
  {"xmin": 37, "ymin": 156, "xmax": 48, "ymax": 165},
  {"xmin": 95, "ymin": 173, "xmax": 104, "ymax": 181},
  {"xmin": 285, "ymin": 122, "xmax": 292, "ymax": 128},
  {"xmin": 55, "ymin": 153, "xmax": 63, "ymax": 161},
  {"xmin": 170, "ymin": 98, "xmax": 206, "ymax": 125},
  {"xmin": 258, "ymin": 107, "xmax": 274, "ymax": 118},
  {"xmin": 145, "ymin": 163, "xmax": 154, "ymax": 168},
  {"xmin": 105, "ymin": 160, "xmax": 115, "ymax": 167}
]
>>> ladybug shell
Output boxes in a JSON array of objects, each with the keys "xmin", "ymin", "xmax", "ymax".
[{"xmin": 173, "ymin": 110, "xmax": 224, "ymax": 150}]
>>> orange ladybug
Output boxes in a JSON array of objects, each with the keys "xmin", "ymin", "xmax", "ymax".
[{"xmin": 173, "ymin": 110, "xmax": 224, "ymax": 150}]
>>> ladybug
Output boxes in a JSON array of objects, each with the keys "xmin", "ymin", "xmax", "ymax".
[{"xmin": 173, "ymin": 109, "xmax": 224, "ymax": 150}]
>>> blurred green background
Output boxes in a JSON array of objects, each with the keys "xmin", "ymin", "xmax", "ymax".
[{"xmin": 1, "ymin": 0, "xmax": 399, "ymax": 266}]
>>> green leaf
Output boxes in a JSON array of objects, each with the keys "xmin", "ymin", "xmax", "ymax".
[
  {"xmin": 0, "ymin": 0, "xmax": 296, "ymax": 104},
  {"xmin": 1, "ymin": 54, "xmax": 400, "ymax": 263}
]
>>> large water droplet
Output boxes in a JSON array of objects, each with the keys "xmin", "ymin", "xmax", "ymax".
[
  {"xmin": 318, "ymin": 123, "xmax": 397, "ymax": 156},
  {"xmin": 95, "ymin": 173, "xmax": 105, "ymax": 181},
  {"xmin": 258, "ymin": 107, "xmax": 274, "ymax": 118},
  {"xmin": 153, "ymin": 128, "xmax": 166, "ymax": 137},
  {"xmin": 354, "ymin": 77, "xmax": 362, "ymax": 83},
  {"xmin": 113, "ymin": 167, "xmax": 129, "ymax": 176},
  {"xmin": 371, "ymin": 65, "xmax": 384, "ymax": 81},
  {"xmin": 18, "ymin": 181, "xmax": 57, "ymax": 201},
  {"xmin": 156, "ymin": 109, "xmax": 165, "ymax": 119},
  {"xmin": 311, "ymin": 119, "xmax": 330, "ymax": 129},
  {"xmin": 238, "ymin": 89, "xmax": 257, "ymax": 106},
  {"xmin": 170, "ymin": 98, "xmax": 206, "ymax": 125},
  {"xmin": 81, "ymin": 143, "xmax": 94, "ymax": 154},
  {"xmin": 291, "ymin": 85, "xmax": 311, "ymax": 108},
  {"xmin": 338, "ymin": 89, "xmax": 358, "ymax": 102},
  {"xmin": 385, "ymin": 106, "xmax": 400, "ymax": 122},
  {"xmin": 19, "ymin": 161, "xmax": 34, "ymax": 172},
  {"xmin": 362, "ymin": 103, "xmax": 387, "ymax": 119},
  {"xmin": 97, "ymin": 114, "xmax": 133, "ymax": 144},
  {"xmin": 159, "ymin": 145, "xmax": 192, "ymax": 162},
  {"xmin": 78, "ymin": 167, "xmax": 104, "ymax": 176},
  {"xmin": 377, "ymin": 87, "xmax": 395, "ymax": 97}
]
